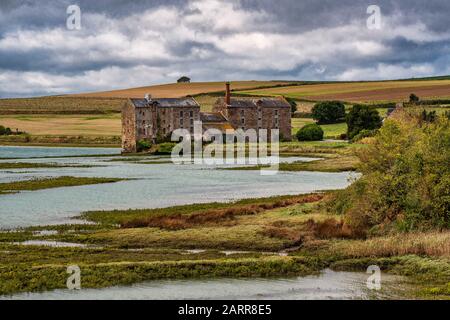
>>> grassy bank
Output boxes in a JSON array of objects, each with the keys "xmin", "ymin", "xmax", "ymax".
[
  {"xmin": 227, "ymin": 155, "xmax": 359, "ymax": 172},
  {"xmin": 0, "ymin": 162, "xmax": 95, "ymax": 169},
  {"xmin": 0, "ymin": 134, "xmax": 121, "ymax": 147},
  {"xmin": 0, "ymin": 176, "xmax": 125, "ymax": 195},
  {"xmin": 0, "ymin": 192, "xmax": 447, "ymax": 298}
]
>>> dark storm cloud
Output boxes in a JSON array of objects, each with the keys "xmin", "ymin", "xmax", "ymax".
[{"xmin": 0, "ymin": 0, "xmax": 449, "ymax": 97}]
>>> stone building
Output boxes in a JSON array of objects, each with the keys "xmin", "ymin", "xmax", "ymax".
[
  {"xmin": 213, "ymin": 83, "xmax": 292, "ymax": 141},
  {"xmin": 122, "ymin": 96, "xmax": 200, "ymax": 152},
  {"xmin": 122, "ymin": 83, "xmax": 292, "ymax": 153}
]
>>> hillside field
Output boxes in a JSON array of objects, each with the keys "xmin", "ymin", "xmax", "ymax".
[
  {"xmin": 1, "ymin": 79, "xmax": 449, "ymax": 144},
  {"xmin": 69, "ymin": 81, "xmax": 296, "ymax": 99},
  {"xmin": 236, "ymin": 80, "xmax": 450, "ymax": 103}
]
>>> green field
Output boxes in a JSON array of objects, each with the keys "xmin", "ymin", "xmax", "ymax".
[{"xmin": 291, "ymin": 118, "xmax": 347, "ymax": 139}]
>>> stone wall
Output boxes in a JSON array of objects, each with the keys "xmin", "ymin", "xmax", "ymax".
[{"xmin": 121, "ymin": 101, "xmax": 137, "ymax": 153}]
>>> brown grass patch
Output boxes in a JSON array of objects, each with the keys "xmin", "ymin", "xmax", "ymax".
[
  {"xmin": 332, "ymin": 231, "xmax": 450, "ymax": 258},
  {"xmin": 305, "ymin": 218, "xmax": 358, "ymax": 239},
  {"xmin": 260, "ymin": 226, "xmax": 303, "ymax": 245},
  {"xmin": 122, "ymin": 194, "xmax": 324, "ymax": 230}
]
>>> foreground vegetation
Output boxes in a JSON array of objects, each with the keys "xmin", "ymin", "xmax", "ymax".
[
  {"xmin": 329, "ymin": 108, "xmax": 450, "ymax": 233},
  {"xmin": 0, "ymin": 176, "xmax": 125, "ymax": 195},
  {"xmin": 0, "ymin": 192, "xmax": 448, "ymax": 298}
]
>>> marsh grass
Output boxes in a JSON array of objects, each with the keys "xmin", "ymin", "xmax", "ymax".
[
  {"xmin": 0, "ymin": 192, "xmax": 448, "ymax": 298},
  {"xmin": 121, "ymin": 194, "xmax": 324, "ymax": 229},
  {"xmin": 0, "ymin": 162, "xmax": 94, "ymax": 169},
  {"xmin": 226, "ymin": 156, "xmax": 359, "ymax": 172},
  {"xmin": 0, "ymin": 255, "xmax": 314, "ymax": 295},
  {"xmin": 330, "ymin": 232, "xmax": 450, "ymax": 258},
  {"xmin": 82, "ymin": 194, "xmax": 324, "ymax": 226},
  {"xmin": 0, "ymin": 176, "xmax": 125, "ymax": 194}
]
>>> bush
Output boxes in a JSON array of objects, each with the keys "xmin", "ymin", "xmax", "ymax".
[
  {"xmin": 0, "ymin": 126, "xmax": 13, "ymax": 136},
  {"xmin": 410, "ymin": 93, "xmax": 420, "ymax": 104},
  {"xmin": 351, "ymin": 129, "xmax": 378, "ymax": 142},
  {"xmin": 312, "ymin": 101, "xmax": 346, "ymax": 124},
  {"xmin": 136, "ymin": 139, "xmax": 151, "ymax": 152},
  {"xmin": 346, "ymin": 104, "xmax": 382, "ymax": 140},
  {"xmin": 330, "ymin": 109, "xmax": 450, "ymax": 233},
  {"xmin": 156, "ymin": 142, "xmax": 177, "ymax": 155},
  {"xmin": 296, "ymin": 123, "xmax": 324, "ymax": 141},
  {"xmin": 284, "ymin": 97, "xmax": 297, "ymax": 115}
]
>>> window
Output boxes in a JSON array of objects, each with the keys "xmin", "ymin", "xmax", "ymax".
[
  {"xmin": 190, "ymin": 118, "xmax": 194, "ymax": 125},
  {"xmin": 240, "ymin": 109, "xmax": 245, "ymax": 116},
  {"xmin": 190, "ymin": 111, "xmax": 194, "ymax": 118},
  {"xmin": 241, "ymin": 118, "xmax": 245, "ymax": 124},
  {"xmin": 180, "ymin": 111, "xmax": 183, "ymax": 118}
]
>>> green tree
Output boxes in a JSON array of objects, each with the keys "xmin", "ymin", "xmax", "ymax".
[
  {"xmin": 296, "ymin": 123, "xmax": 324, "ymax": 141},
  {"xmin": 311, "ymin": 101, "xmax": 346, "ymax": 124},
  {"xmin": 0, "ymin": 126, "xmax": 5, "ymax": 135},
  {"xmin": 409, "ymin": 93, "xmax": 420, "ymax": 104},
  {"xmin": 285, "ymin": 97, "xmax": 297, "ymax": 115},
  {"xmin": 346, "ymin": 104, "xmax": 382, "ymax": 140},
  {"xmin": 331, "ymin": 110, "xmax": 450, "ymax": 233}
]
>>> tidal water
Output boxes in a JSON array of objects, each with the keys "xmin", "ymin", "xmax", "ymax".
[
  {"xmin": 0, "ymin": 145, "xmax": 120, "ymax": 159},
  {"xmin": 0, "ymin": 147, "xmax": 356, "ymax": 229},
  {"xmin": 2, "ymin": 269, "xmax": 409, "ymax": 300}
]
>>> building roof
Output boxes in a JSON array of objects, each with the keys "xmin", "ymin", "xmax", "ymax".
[
  {"xmin": 215, "ymin": 97, "xmax": 290, "ymax": 108},
  {"xmin": 200, "ymin": 112, "xmax": 228, "ymax": 123},
  {"xmin": 130, "ymin": 97, "xmax": 199, "ymax": 108}
]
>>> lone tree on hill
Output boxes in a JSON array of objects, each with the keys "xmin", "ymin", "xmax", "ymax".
[
  {"xmin": 177, "ymin": 76, "xmax": 191, "ymax": 83},
  {"xmin": 346, "ymin": 104, "xmax": 382, "ymax": 140},
  {"xmin": 312, "ymin": 101, "xmax": 346, "ymax": 124}
]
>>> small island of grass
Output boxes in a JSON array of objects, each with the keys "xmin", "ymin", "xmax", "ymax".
[{"xmin": 0, "ymin": 176, "xmax": 126, "ymax": 195}]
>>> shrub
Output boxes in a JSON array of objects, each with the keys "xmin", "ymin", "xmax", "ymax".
[
  {"xmin": 285, "ymin": 97, "xmax": 297, "ymax": 115},
  {"xmin": 136, "ymin": 139, "xmax": 151, "ymax": 152},
  {"xmin": 346, "ymin": 104, "xmax": 382, "ymax": 140},
  {"xmin": 420, "ymin": 110, "xmax": 437, "ymax": 123},
  {"xmin": 156, "ymin": 142, "xmax": 177, "ymax": 155},
  {"xmin": 296, "ymin": 123, "xmax": 324, "ymax": 141},
  {"xmin": 311, "ymin": 101, "xmax": 346, "ymax": 124},
  {"xmin": 410, "ymin": 93, "xmax": 420, "ymax": 104},
  {"xmin": 351, "ymin": 129, "xmax": 378, "ymax": 142},
  {"xmin": 0, "ymin": 126, "xmax": 13, "ymax": 136},
  {"xmin": 330, "ymin": 109, "xmax": 450, "ymax": 233}
]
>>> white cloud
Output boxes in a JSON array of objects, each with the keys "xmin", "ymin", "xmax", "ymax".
[
  {"xmin": 337, "ymin": 63, "xmax": 435, "ymax": 81},
  {"xmin": 0, "ymin": 0, "xmax": 449, "ymax": 97}
]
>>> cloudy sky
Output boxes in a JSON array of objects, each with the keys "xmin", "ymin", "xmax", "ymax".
[{"xmin": 0, "ymin": 0, "xmax": 449, "ymax": 97}]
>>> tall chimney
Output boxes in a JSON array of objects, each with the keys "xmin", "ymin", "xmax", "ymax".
[{"xmin": 225, "ymin": 82, "xmax": 231, "ymax": 106}]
